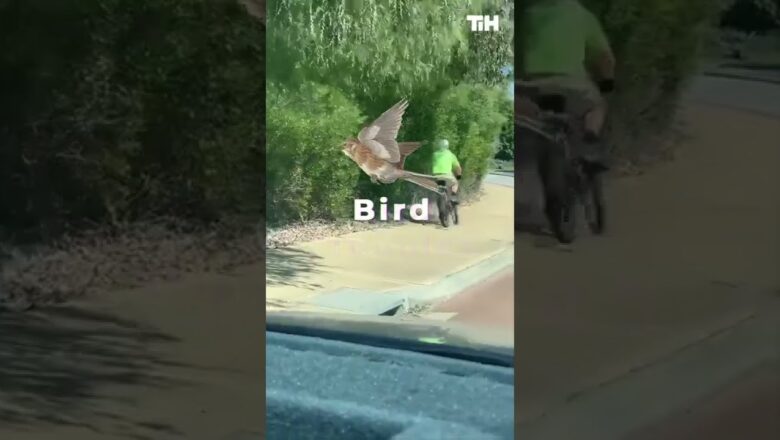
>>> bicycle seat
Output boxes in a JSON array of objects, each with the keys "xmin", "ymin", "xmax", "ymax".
[
  {"xmin": 516, "ymin": 84, "xmax": 541, "ymax": 98},
  {"xmin": 517, "ymin": 88, "xmax": 567, "ymax": 114},
  {"xmin": 536, "ymin": 94, "xmax": 567, "ymax": 113},
  {"xmin": 516, "ymin": 79, "xmax": 568, "ymax": 112}
]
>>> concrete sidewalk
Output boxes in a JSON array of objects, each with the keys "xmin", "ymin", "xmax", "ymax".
[
  {"xmin": 266, "ymin": 182, "xmax": 514, "ymax": 315},
  {"xmin": 702, "ymin": 58, "xmax": 780, "ymax": 85}
]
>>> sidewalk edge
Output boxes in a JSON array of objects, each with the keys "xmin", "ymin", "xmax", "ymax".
[
  {"xmin": 397, "ymin": 246, "xmax": 514, "ymax": 307},
  {"xmin": 702, "ymin": 70, "xmax": 780, "ymax": 85}
]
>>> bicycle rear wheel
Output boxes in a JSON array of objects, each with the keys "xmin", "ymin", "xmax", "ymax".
[
  {"xmin": 548, "ymin": 189, "xmax": 576, "ymax": 244},
  {"xmin": 437, "ymin": 192, "xmax": 451, "ymax": 228},
  {"xmin": 541, "ymin": 150, "xmax": 576, "ymax": 244},
  {"xmin": 451, "ymin": 200, "xmax": 459, "ymax": 225}
]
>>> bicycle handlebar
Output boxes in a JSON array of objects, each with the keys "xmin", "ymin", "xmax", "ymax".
[{"xmin": 516, "ymin": 115, "xmax": 559, "ymax": 142}]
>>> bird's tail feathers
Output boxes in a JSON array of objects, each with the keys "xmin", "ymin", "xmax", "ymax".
[{"xmin": 401, "ymin": 171, "xmax": 442, "ymax": 192}]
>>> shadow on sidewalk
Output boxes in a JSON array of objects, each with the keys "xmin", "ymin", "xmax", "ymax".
[
  {"xmin": 514, "ymin": 166, "xmax": 552, "ymax": 239},
  {"xmin": 266, "ymin": 247, "xmax": 323, "ymax": 290},
  {"xmin": 515, "ymin": 201, "xmax": 547, "ymax": 235},
  {"xmin": 0, "ymin": 306, "xmax": 188, "ymax": 439}
]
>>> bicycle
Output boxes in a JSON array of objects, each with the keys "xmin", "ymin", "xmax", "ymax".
[
  {"xmin": 435, "ymin": 177, "xmax": 459, "ymax": 228},
  {"xmin": 516, "ymin": 87, "xmax": 606, "ymax": 244}
]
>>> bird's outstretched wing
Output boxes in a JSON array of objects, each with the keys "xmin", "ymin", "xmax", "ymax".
[{"xmin": 357, "ymin": 99, "xmax": 409, "ymax": 163}]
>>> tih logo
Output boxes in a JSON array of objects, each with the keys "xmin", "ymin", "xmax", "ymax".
[{"xmin": 466, "ymin": 15, "xmax": 500, "ymax": 32}]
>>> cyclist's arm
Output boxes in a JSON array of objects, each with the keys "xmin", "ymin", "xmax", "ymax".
[
  {"xmin": 452, "ymin": 154, "xmax": 462, "ymax": 177},
  {"xmin": 584, "ymin": 11, "xmax": 615, "ymax": 81}
]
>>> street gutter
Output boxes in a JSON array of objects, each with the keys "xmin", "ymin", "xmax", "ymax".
[{"xmin": 305, "ymin": 246, "xmax": 514, "ymax": 316}]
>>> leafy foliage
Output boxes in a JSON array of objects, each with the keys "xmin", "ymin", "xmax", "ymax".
[
  {"xmin": 578, "ymin": 0, "xmax": 724, "ymax": 160},
  {"xmin": 267, "ymin": 0, "xmax": 512, "ymax": 97},
  {"xmin": 266, "ymin": 82, "xmax": 363, "ymax": 225},
  {"xmin": 494, "ymin": 87, "xmax": 515, "ymax": 161},
  {"xmin": 427, "ymin": 84, "xmax": 509, "ymax": 188},
  {"xmin": 0, "ymin": 0, "xmax": 264, "ymax": 242},
  {"xmin": 721, "ymin": 0, "xmax": 780, "ymax": 32}
]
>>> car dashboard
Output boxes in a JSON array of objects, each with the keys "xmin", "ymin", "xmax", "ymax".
[{"xmin": 266, "ymin": 329, "xmax": 515, "ymax": 439}]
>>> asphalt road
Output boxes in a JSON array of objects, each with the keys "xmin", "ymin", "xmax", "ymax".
[{"xmin": 627, "ymin": 360, "xmax": 779, "ymax": 440}]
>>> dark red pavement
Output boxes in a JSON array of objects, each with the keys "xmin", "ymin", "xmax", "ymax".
[{"xmin": 432, "ymin": 268, "xmax": 514, "ymax": 338}]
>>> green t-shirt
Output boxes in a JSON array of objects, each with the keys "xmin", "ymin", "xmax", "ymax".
[
  {"xmin": 431, "ymin": 149, "xmax": 460, "ymax": 176},
  {"xmin": 523, "ymin": 0, "xmax": 611, "ymax": 78}
]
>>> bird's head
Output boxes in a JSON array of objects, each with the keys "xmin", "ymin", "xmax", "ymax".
[{"xmin": 342, "ymin": 139, "xmax": 357, "ymax": 158}]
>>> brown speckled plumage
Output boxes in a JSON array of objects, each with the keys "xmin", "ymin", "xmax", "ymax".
[{"xmin": 341, "ymin": 100, "xmax": 440, "ymax": 192}]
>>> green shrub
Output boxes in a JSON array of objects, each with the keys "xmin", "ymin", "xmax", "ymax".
[
  {"xmin": 0, "ymin": 0, "xmax": 264, "ymax": 242},
  {"xmin": 495, "ymin": 92, "xmax": 515, "ymax": 161},
  {"xmin": 426, "ymin": 84, "xmax": 509, "ymax": 191},
  {"xmin": 579, "ymin": 0, "xmax": 723, "ymax": 160},
  {"xmin": 265, "ymin": 82, "xmax": 363, "ymax": 225},
  {"xmin": 267, "ymin": 0, "xmax": 512, "ymax": 99},
  {"xmin": 721, "ymin": 0, "xmax": 780, "ymax": 32}
]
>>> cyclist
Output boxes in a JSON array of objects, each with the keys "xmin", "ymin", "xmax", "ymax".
[
  {"xmin": 431, "ymin": 139, "xmax": 462, "ymax": 204},
  {"xmin": 521, "ymin": 0, "xmax": 615, "ymax": 153}
]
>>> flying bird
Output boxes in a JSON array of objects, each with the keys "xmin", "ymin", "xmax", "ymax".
[{"xmin": 342, "ymin": 99, "xmax": 441, "ymax": 192}]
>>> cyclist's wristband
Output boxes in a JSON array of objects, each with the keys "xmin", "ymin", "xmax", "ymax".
[{"xmin": 598, "ymin": 79, "xmax": 615, "ymax": 93}]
